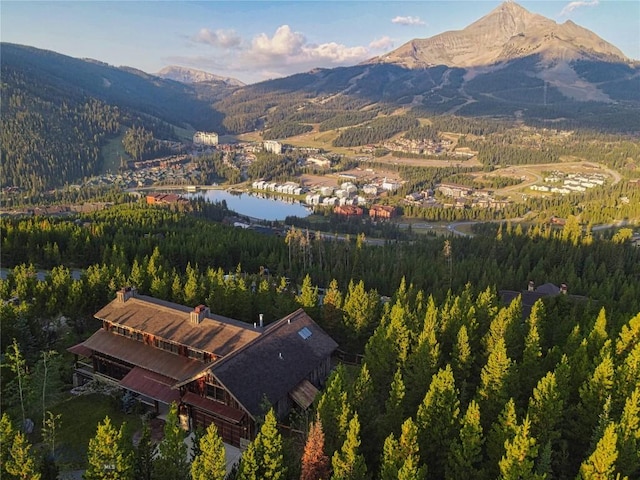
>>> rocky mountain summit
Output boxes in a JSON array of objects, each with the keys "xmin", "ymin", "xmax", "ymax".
[
  {"xmin": 368, "ymin": 1, "xmax": 630, "ymax": 69},
  {"xmin": 156, "ymin": 65, "xmax": 244, "ymax": 87}
]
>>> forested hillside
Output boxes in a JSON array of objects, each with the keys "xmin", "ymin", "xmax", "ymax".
[{"xmin": 0, "ymin": 43, "xmax": 225, "ymax": 191}]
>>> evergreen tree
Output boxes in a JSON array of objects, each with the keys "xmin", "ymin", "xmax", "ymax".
[
  {"xmin": 397, "ymin": 455, "xmax": 426, "ymax": 480},
  {"xmin": 446, "ymin": 400, "xmax": 484, "ymax": 480},
  {"xmin": 84, "ymin": 416, "xmax": 133, "ymax": 480},
  {"xmin": 404, "ymin": 296, "xmax": 441, "ymax": 413},
  {"xmin": 577, "ymin": 423, "xmax": 619, "ymax": 480},
  {"xmin": 577, "ymin": 350, "xmax": 615, "ymax": 457},
  {"xmin": 350, "ymin": 363, "xmax": 379, "ymax": 466},
  {"xmin": 351, "ymin": 363, "xmax": 376, "ymax": 422},
  {"xmin": 190, "ymin": 423, "xmax": 226, "ymax": 480},
  {"xmin": 296, "ymin": 274, "xmax": 319, "ymax": 311},
  {"xmin": 380, "ymin": 418, "xmax": 426, "ymax": 480},
  {"xmin": 259, "ymin": 410, "xmax": 286, "ymax": 480},
  {"xmin": 483, "ymin": 297, "xmax": 521, "ymax": 361},
  {"xmin": 238, "ymin": 409, "xmax": 285, "ymax": 480},
  {"xmin": 5, "ymin": 431, "xmax": 41, "ymax": 480},
  {"xmin": 342, "ymin": 280, "xmax": 379, "ymax": 348},
  {"xmin": 498, "ymin": 416, "xmax": 543, "ymax": 480},
  {"xmin": 521, "ymin": 300, "xmax": 544, "ymax": 397},
  {"xmin": 616, "ymin": 386, "xmax": 639, "ymax": 479},
  {"xmin": 154, "ymin": 403, "xmax": 188, "ymax": 480},
  {"xmin": 380, "ymin": 432, "xmax": 401, "ymax": 480},
  {"xmin": 170, "ymin": 272, "xmax": 183, "ymax": 304},
  {"xmin": 478, "ymin": 337, "xmax": 513, "ymax": 428},
  {"xmin": 416, "ymin": 365, "xmax": 460, "ymax": 479},
  {"xmin": 183, "ymin": 262, "xmax": 202, "ymax": 306},
  {"xmin": 363, "ymin": 322, "xmax": 398, "ymax": 405},
  {"xmin": 615, "ymin": 342, "xmax": 640, "ymax": 404},
  {"xmin": 321, "ymin": 279, "xmax": 343, "ymax": 337},
  {"xmin": 485, "ymin": 398, "xmax": 518, "ymax": 479},
  {"xmin": 615, "ymin": 312, "xmax": 640, "ymax": 358},
  {"xmin": 133, "ymin": 422, "xmax": 154, "ymax": 480},
  {"xmin": 331, "ymin": 414, "xmax": 367, "ymax": 480},
  {"xmin": 0, "ymin": 412, "xmax": 16, "ymax": 473},
  {"xmin": 386, "ymin": 298, "xmax": 411, "ymax": 365},
  {"xmin": 300, "ymin": 418, "xmax": 330, "ymax": 480},
  {"xmin": 317, "ymin": 365, "xmax": 351, "ymax": 457},
  {"xmin": 237, "ymin": 440, "xmax": 260, "ymax": 480},
  {"xmin": 382, "ymin": 368, "xmax": 406, "ymax": 438},
  {"xmin": 452, "ymin": 324, "xmax": 473, "ymax": 403},
  {"xmin": 527, "ymin": 371, "xmax": 563, "ymax": 449},
  {"xmin": 587, "ymin": 308, "xmax": 609, "ymax": 359}
]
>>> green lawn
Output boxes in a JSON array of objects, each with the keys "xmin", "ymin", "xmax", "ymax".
[{"xmin": 50, "ymin": 392, "xmax": 143, "ymax": 469}]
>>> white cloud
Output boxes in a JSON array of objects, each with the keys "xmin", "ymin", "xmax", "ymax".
[
  {"xmin": 560, "ymin": 0, "xmax": 599, "ymax": 16},
  {"xmin": 391, "ymin": 15, "xmax": 425, "ymax": 26},
  {"xmin": 250, "ymin": 25, "xmax": 306, "ymax": 58},
  {"xmin": 244, "ymin": 25, "xmax": 369, "ymax": 68},
  {"xmin": 369, "ymin": 36, "xmax": 394, "ymax": 51},
  {"xmin": 192, "ymin": 28, "xmax": 241, "ymax": 48}
]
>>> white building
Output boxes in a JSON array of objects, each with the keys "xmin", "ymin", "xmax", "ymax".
[
  {"xmin": 322, "ymin": 197, "xmax": 339, "ymax": 206},
  {"xmin": 382, "ymin": 178, "xmax": 401, "ymax": 191},
  {"xmin": 264, "ymin": 140, "xmax": 283, "ymax": 154},
  {"xmin": 307, "ymin": 156, "xmax": 331, "ymax": 168},
  {"xmin": 363, "ymin": 184, "xmax": 379, "ymax": 195},
  {"xmin": 193, "ymin": 131, "xmax": 219, "ymax": 146},
  {"xmin": 306, "ymin": 194, "xmax": 322, "ymax": 205}
]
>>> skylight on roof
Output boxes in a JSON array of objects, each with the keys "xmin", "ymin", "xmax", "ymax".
[{"xmin": 298, "ymin": 327, "xmax": 312, "ymax": 340}]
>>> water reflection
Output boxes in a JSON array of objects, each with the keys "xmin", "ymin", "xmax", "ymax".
[{"xmin": 186, "ymin": 190, "xmax": 312, "ymax": 221}]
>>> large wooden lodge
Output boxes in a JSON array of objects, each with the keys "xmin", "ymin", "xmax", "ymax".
[{"xmin": 68, "ymin": 287, "xmax": 337, "ymax": 447}]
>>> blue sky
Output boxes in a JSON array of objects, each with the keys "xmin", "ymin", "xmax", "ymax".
[{"xmin": 2, "ymin": 1, "xmax": 638, "ymax": 84}]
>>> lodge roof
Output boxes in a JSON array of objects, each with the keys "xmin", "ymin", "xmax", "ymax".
[
  {"xmin": 212, "ymin": 308, "xmax": 338, "ymax": 418},
  {"xmin": 94, "ymin": 294, "xmax": 261, "ymax": 356},
  {"xmin": 81, "ymin": 329, "xmax": 205, "ymax": 381}
]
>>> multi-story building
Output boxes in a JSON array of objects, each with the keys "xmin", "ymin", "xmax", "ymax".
[
  {"xmin": 193, "ymin": 131, "xmax": 219, "ymax": 146},
  {"xmin": 437, "ymin": 183, "xmax": 473, "ymax": 198},
  {"xmin": 263, "ymin": 140, "xmax": 282, "ymax": 154},
  {"xmin": 334, "ymin": 205, "xmax": 363, "ymax": 216},
  {"xmin": 369, "ymin": 204, "xmax": 397, "ymax": 219},
  {"xmin": 68, "ymin": 288, "xmax": 337, "ymax": 447}
]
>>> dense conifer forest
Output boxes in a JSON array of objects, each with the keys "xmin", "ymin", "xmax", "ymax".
[{"xmin": 1, "ymin": 201, "xmax": 639, "ymax": 479}]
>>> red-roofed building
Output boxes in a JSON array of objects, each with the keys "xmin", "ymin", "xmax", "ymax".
[
  {"xmin": 146, "ymin": 193, "xmax": 189, "ymax": 205},
  {"xmin": 369, "ymin": 204, "xmax": 397, "ymax": 219},
  {"xmin": 334, "ymin": 205, "xmax": 363, "ymax": 217}
]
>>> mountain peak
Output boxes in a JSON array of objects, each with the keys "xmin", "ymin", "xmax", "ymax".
[
  {"xmin": 367, "ymin": 1, "xmax": 628, "ymax": 69},
  {"xmin": 156, "ymin": 66, "xmax": 245, "ymax": 87}
]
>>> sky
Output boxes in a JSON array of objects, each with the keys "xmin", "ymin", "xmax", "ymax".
[{"xmin": 2, "ymin": 1, "xmax": 639, "ymax": 84}]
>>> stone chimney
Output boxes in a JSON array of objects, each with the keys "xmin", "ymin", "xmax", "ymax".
[
  {"xmin": 190, "ymin": 305, "xmax": 209, "ymax": 325},
  {"xmin": 116, "ymin": 286, "xmax": 136, "ymax": 303},
  {"xmin": 528, "ymin": 280, "xmax": 535, "ymax": 292}
]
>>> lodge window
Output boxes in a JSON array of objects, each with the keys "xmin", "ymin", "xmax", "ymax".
[
  {"xmin": 94, "ymin": 356, "xmax": 131, "ymax": 381},
  {"xmin": 206, "ymin": 383, "xmax": 226, "ymax": 402},
  {"xmin": 188, "ymin": 349, "xmax": 204, "ymax": 361},
  {"xmin": 156, "ymin": 339, "xmax": 180, "ymax": 354}
]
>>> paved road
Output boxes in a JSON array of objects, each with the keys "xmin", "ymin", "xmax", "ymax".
[{"xmin": 447, "ymin": 221, "xmax": 477, "ymax": 237}]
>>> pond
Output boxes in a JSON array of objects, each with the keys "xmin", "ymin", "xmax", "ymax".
[{"xmin": 186, "ymin": 189, "xmax": 312, "ymax": 221}]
